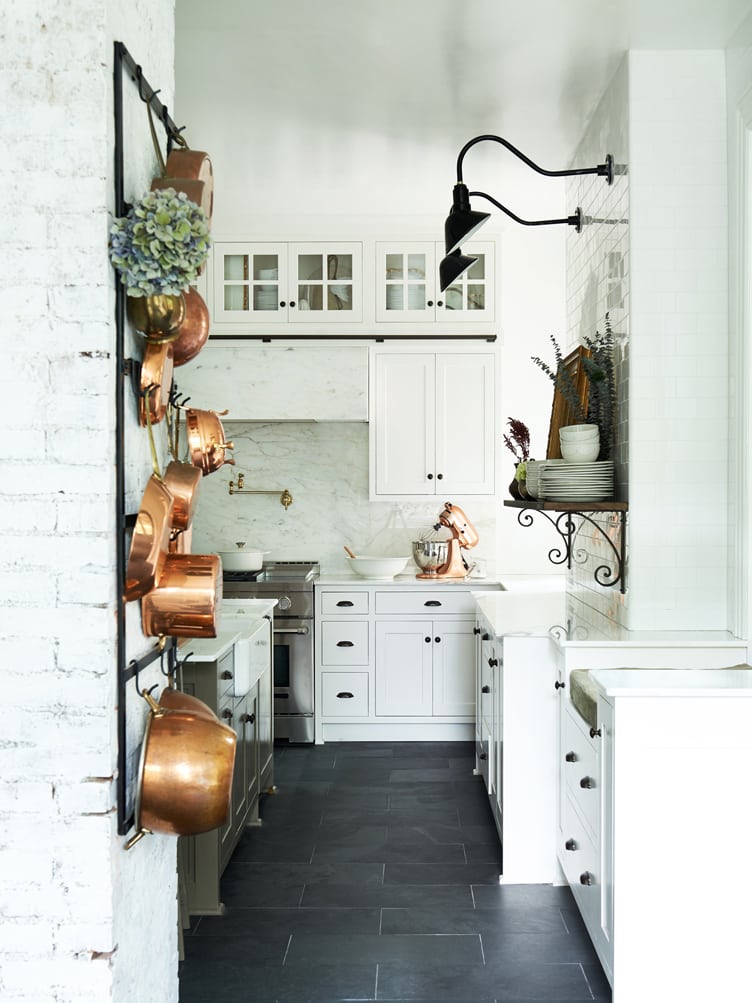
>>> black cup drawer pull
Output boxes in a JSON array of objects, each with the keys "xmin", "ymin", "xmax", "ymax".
[
  {"xmin": 336, "ymin": 691, "xmax": 354, "ymax": 699},
  {"xmin": 565, "ymin": 838, "xmax": 578, "ymax": 851},
  {"xmin": 336, "ymin": 640, "xmax": 355, "ymax": 647},
  {"xmin": 336, "ymin": 600, "xmax": 354, "ymax": 607},
  {"xmin": 424, "ymin": 600, "xmax": 442, "ymax": 607}
]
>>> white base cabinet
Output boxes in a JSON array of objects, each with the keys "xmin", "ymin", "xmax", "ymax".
[
  {"xmin": 559, "ymin": 668, "xmax": 752, "ymax": 1002},
  {"xmin": 474, "ymin": 606, "xmax": 559, "ymax": 883},
  {"xmin": 315, "ymin": 583, "xmax": 499, "ymax": 743}
]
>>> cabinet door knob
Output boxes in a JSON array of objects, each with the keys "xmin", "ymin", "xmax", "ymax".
[
  {"xmin": 579, "ymin": 776, "xmax": 596, "ymax": 789},
  {"xmin": 479, "ymin": 752, "xmax": 487, "ymax": 760},
  {"xmin": 434, "ymin": 636, "xmax": 441, "ymax": 643},
  {"xmin": 565, "ymin": 838, "xmax": 578, "ymax": 851},
  {"xmin": 579, "ymin": 871, "xmax": 594, "ymax": 886},
  {"xmin": 554, "ymin": 680, "xmax": 565, "ymax": 690},
  {"xmin": 336, "ymin": 691, "xmax": 354, "ymax": 699},
  {"xmin": 488, "ymin": 657, "xmax": 498, "ymax": 667},
  {"xmin": 289, "ymin": 300, "xmax": 296, "ymax": 307},
  {"xmin": 425, "ymin": 636, "xmax": 431, "ymax": 643},
  {"xmin": 279, "ymin": 301, "xmax": 286, "ymax": 307},
  {"xmin": 437, "ymin": 473, "xmax": 443, "ymax": 480},
  {"xmin": 427, "ymin": 473, "xmax": 434, "ymax": 480},
  {"xmin": 589, "ymin": 726, "xmax": 602, "ymax": 739},
  {"xmin": 336, "ymin": 600, "xmax": 354, "ymax": 607},
  {"xmin": 427, "ymin": 299, "xmax": 434, "ymax": 307},
  {"xmin": 482, "ymin": 633, "xmax": 489, "ymax": 641},
  {"xmin": 220, "ymin": 670, "xmax": 233, "ymax": 680},
  {"xmin": 336, "ymin": 640, "xmax": 354, "ymax": 647},
  {"xmin": 437, "ymin": 299, "xmax": 444, "ymax": 307},
  {"xmin": 241, "ymin": 712, "xmax": 256, "ymax": 724},
  {"xmin": 473, "ymin": 627, "xmax": 481, "ymax": 635},
  {"xmin": 221, "ymin": 708, "xmax": 233, "ymax": 722},
  {"xmin": 481, "ymin": 685, "xmax": 491, "ymax": 694},
  {"xmin": 565, "ymin": 751, "xmax": 578, "ymax": 763}
]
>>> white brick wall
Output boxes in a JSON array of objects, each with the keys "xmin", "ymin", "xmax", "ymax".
[{"xmin": 0, "ymin": 2, "xmax": 179, "ymax": 1002}]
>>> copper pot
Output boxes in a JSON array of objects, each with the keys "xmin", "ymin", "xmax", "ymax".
[
  {"xmin": 163, "ymin": 460, "xmax": 201, "ymax": 531},
  {"xmin": 127, "ymin": 293, "xmax": 186, "ymax": 344},
  {"xmin": 185, "ymin": 407, "xmax": 235, "ymax": 477},
  {"xmin": 124, "ymin": 690, "xmax": 235, "ymax": 849},
  {"xmin": 139, "ymin": 341, "xmax": 174, "ymax": 426},
  {"xmin": 141, "ymin": 553, "xmax": 222, "ymax": 638},
  {"xmin": 168, "ymin": 525, "xmax": 193, "ymax": 554},
  {"xmin": 124, "ymin": 475, "xmax": 174, "ymax": 602},
  {"xmin": 171, "ymin": 287, "xmax": 210, "ymax": 367},
  {"xmin": 164, "ymin": 148, "xmax": 214, "ymax": 221}
]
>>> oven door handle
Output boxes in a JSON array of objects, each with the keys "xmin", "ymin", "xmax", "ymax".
[{"xmin": 273, "ymin": 626, "xmax": 310, "ymax": 636}]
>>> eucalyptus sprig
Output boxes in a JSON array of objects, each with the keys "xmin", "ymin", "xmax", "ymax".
[{"xmin": 109, "ymin": 187, "xmax": 210, "ymax": 297}]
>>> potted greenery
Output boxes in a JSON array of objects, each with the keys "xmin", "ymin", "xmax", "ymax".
[
  {"xmin": 531, "ymin": 314, "xmax": 616, "ymax": 461},
  {"xmin": 109, "ymin": 187, "xmax": 211, "ymax": 341},
  {"xmin": 503, "ymin": 417, "xmax": 531, "ymax": 498}
]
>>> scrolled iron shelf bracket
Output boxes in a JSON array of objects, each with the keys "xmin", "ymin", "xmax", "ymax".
[{"xmin": 510, "ymin": 503, "xmax": 627, "ymax": 593}]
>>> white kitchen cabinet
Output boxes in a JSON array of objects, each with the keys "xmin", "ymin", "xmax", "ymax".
[
  {"xmin": 369, "ymin": 349, "xmax": 496, "ymax": 498},
  {"xmin": 210, "ymin": 241, "xmax": 362, "ymax": 327},
  {"xmin": 315, "ymin": 582, "xmax": 498, "ymax": 742},
  {"xmin": 559, "ymin": 667, "xmax": 752, "ymax": 1002},
  {"xmin": 375, "ymin": 241, "xmax": 494, "ymax": 323},
  {"xmin": 474, "ymin": 605, "xmax": 559, "ymax": 883}
]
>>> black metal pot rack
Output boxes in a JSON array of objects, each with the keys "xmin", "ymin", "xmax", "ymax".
[
  {"xmin": 114, "ymin": 41, "xmax": 186, "ymax": 836},
  {"xmin": 503, "ymin": 499, "xmax": 628, "ymax": 593}
]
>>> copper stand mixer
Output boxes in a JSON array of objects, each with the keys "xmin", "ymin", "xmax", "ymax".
[{"xmin": 414, "ymin": 502, "xmax": 479, "ymax": 580}]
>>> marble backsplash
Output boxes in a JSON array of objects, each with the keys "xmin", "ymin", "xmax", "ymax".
[{"xmin": 188, "ymin": 421, "xmax": 499, "ymax": 574}]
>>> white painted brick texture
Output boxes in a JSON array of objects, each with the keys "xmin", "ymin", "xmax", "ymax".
[{"xmin": 0, "ymin": 2, "xmax": 178, "ymax": 1002}]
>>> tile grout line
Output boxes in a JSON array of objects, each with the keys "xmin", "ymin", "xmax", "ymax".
[
  {"xmin": 281, "ymin": 934, "xmax": 292, "ymax": 966},
  {"xmin": 579, "ymin": 960, "xmax": 597, "ymax": 1000}
]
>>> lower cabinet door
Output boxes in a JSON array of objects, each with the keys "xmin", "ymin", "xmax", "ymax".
[
  {"xmin": 322, "ymin": 671, "xmax": 369, "ymax": 716},
  {"xmin": 375, "ymin": 620, "xmax": 433, "ymax": 716},
  {"xmin": 432, "ymin": 620, "xmax": 475, "ymax": 716}
]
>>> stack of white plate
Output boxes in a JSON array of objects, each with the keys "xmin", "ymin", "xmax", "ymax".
[{"xmin": 538, "ymin": 460, "xmax": 614, "ymax": 502}]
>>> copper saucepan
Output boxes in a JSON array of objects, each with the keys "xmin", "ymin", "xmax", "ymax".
[
  {"xmin": 139, "ymin": 341, "xmax": 174, "ymax": 426},
  {"xmin": 141, "ymin": 553, "xmax": 223, "ymax": 638},
  {"xmin": 124, "ymin": 689, "xmax": 235, "ymax": 850},
  {"xmin": 124, "ymin": 476, "xmax": 174, "ymax": 602},
  {"xmin": 165, "ymin": 148, "xmax": 214, "ymax": 221},
  {"xmin": 171, "ymin": 287, "xmax": 210, "ymax": 368},
  {"xmin": 185, "ymin": 407, "xmax": 235, "ymax": 477},
  {"xmin": 163, "ymin": 460, "xmax": 201, "ymax": 531}
]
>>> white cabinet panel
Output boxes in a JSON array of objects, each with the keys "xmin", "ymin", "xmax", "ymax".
[
  {"xmin": 371, "ymin": 352, "xmax": 435, "ymax": 496},
  {"xmin": 320, "ymin": 620, "xmax": 369, "ymax": 666},
  {"xmin": 432, "ymin": 621, "xmax": 476, "ymax": 716},
  {"xmin": 375, "ymin": 620, "xmax": 433, "ymax": 716},
  {"xmin": 322, "ymin": 672, "xmax": 369, "ymax": 717}
]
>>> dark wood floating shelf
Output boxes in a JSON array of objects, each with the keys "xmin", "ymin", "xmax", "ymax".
[
  {"xmin": 504, "ymin": 499, "xmax": 628, "ymax": 512},
  {"xmin": 504, "ymin": 499, "xmax": 628, "ymax": 592}
]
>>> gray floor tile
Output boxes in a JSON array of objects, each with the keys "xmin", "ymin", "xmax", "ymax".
[
  {"xmin": 376, "ymin": 960, "xmax": 593, "ymax": 1000},
  {"xmin": 285, "ymin": 932, "xmax": 483, "ymax": 965},
  {"xmin": 300, "ymin": 882, "xmax": 474, "ymax": 909},
  {"xmin": 384, "ymin": 861, "xmax": 500, "ymax": 884},
  {"xmin": 191, "ymin": 905, "xmax": 381, "ymax": 937},
  {"xmin": 380, "ymin": 906, "xmax": 569, "ymax": 937}
]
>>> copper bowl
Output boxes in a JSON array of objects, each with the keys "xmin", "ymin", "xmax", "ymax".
[
  {"xmin": 141, "ymin": 553, "xmax": 222, "ymax": 638},
  {"xmin": 171, "ymin": 287, "xmax": 210, "ymax": 367},
  {"xmin": 158, "ymin": 686, "xmax": 217, "ymax": 721},
  {"xmin": 163, "ymin": 460, "xmax": 201, "ymax": 532},
  {"xmin": 130, "ymin": 694, "xmax": 235, "ymax": 842},
  {"xmin": 124, "ymin": 475, "xmax": 174, "ymax": 602}
]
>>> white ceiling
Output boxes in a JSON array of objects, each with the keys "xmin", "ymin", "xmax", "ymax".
[{"xmin": 179, "ymin": 0, "xmax": 752, "ymax": 166}]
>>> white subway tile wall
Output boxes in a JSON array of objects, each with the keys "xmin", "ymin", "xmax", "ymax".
[{"xmin": 565, "ymin": 52, "xmax": 730, "ymax": 634}]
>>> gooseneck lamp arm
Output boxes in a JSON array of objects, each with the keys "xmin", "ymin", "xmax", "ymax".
[{"xmin": 440, "ymin": 135, "xmax": 614, "ymax": 290}]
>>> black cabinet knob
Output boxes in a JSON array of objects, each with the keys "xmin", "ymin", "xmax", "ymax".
[
  {"xmin": 220, "ymin": 670, "xmax": 233, "ymax": 680},
  {"xmin": 437, "ymin": 473, "xmax": 443, "ymax": 480},
  {"xmin": 473, "ymin": 627, "xmax": 481, "ymax": 635},
  {"xmin": 554, "ymin": 680, "xmax": 565, "ymax": 690},
  {"xmin": 565, "ymin": 751, "xmax": 578, "ymax": 763},
  {"xmin": 488, "ymin": 657, "xmax": 498, "ymax": 667},
  {"xmin": 579, "ymin": 871, "xmax": 594, "ymax": 886},
  {"xmin": 579, "ymin": 776, "xmax": 596, "ymax": 789},
  {"xmin": 289, "ymin": 300, "xmax": 296, "ymax": 307},
  {"xmin": 221, "ymin": 708, "xmax": 233, "ymax": 722},
  {"xmin": 479, "ymin": 752, "xmax": 487, "ymax": 760},
  {"xmin": 425, "ymin": 636, "xmax": 431, "ymax": 643},
  {"xmin": 279, "ymin": 301, "xmax": 286, "ymax": 307},
  {"xmin": 590, "ymin": 727, "xmax": 602, "ymax": 739},
  {"xmin": 437, "ymin": 299, "xmax": 443, "ymax": 307},
  {"xmin": 481, "ymin": 685, "xmax": 491, "ymax": 694},
  {"xmin": 565, "ymin": 838, "xmax": 578, "ymax": 851},
  {"xmin": 482, "ymin": 633, "xmax": 489, "ymax": 641},
  {"xmin": 434, "ymin": 636, "xmax": 441, "ymax": 643},
  {"xmin": 427, "ymin": 299, "xmax": 434, "ymax": 307}
]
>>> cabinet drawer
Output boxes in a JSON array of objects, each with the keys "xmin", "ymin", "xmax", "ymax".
[
  {"xmin": 559, "ymin": 792, "xmax": 600, "ymax": 928},
  {"xmin": 322, "ymin": 672, "xmax": 369, "ymax": 717},
  {"xmin": 320, "ymin": 591, "xmax": 369, "ymax": 615},
  {"xmin": 562, "ymin": 703, "xmax": 600, "ymax": 839},
  {"xmin": 320, "ymin": 620, "xmax": 369, "ymax": 665},
  {"xmin": 375, "ymin": 590, "xmax": 474, "ymax": 616}
]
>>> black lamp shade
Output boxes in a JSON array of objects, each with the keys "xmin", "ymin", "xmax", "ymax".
[
  {"xmin": 444, "ymin": 183, "xmax": 490, "ymax": 254},
  {"xmin": 439, "ymin": 250, "xmax": 478, "ymax": 292}
]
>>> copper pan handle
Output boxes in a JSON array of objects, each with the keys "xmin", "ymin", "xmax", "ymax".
[
  {"xmin": 124, "ymin": 826, "xmax": 153, "ymax": 851},
  {"xmin": 143, "ymin": 384, "xmax": 163, "ymax": 480}
]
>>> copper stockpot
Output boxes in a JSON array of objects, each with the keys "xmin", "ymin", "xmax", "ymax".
[
  {"xmin": 124, "ymin": 689, "xmax": 235, "ymax": 850},
  {"xmin": 124, "ymin": 475, "xmax": 174, "ymax": 602},
  {"xmin": 141, "ymin": 553, "xmax": 222, "ymax": 638},
  {"xmin": 171, "ymin": 287, "xmax": 210, "ymax": 367},
  {"xmin": 139, "ymin": 341, "xmax": 174, "ymax": 426},
  {"xmin": 163, "ymin": 460, "xmax": 201, "ymax": 531},
  {"xmin": 185, "ymin": 407, "xmax": 235, "ymax": 477}
]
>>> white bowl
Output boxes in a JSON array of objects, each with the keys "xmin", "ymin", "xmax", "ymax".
[
  {"xmin": 558, "ymin": 424, "xmax": 599, "ymax": 440},
  {"xmin": 346, "ymin": 556, "xmax": 409, "ymax": 580},
  {"xmin": 560, "ymin": 440, "xmax": 600, "ymax": 463}
]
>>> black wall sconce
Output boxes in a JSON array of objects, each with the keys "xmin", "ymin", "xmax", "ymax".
[{"xmin": 440, "ymin": 134, "xmax": 614, "ymax": 290}]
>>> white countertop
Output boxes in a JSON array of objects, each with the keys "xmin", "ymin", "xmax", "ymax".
[
  {"xmin": 473, "ymin": 587, "xmax": 567, "ymax": 638},
  {"xmin": 591, "ymin": 666, "xmax": 752, "ymax": 696},
  {"xmin": 222, "ymin": 598, "xmax": 278, "ymax": 618},
  {"xmin": 181, "ymin": 628, "xmax": 243, "ymax": 662},
  {"xmin": 179, "ymin": 599, "xmax": 278, "ymax": 662},
  {"xmin": 315, "ymin": 571, "xmax": 504, "ymax": 587}
]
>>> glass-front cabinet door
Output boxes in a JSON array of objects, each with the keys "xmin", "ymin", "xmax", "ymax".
[
  {"xmin": 211, "ymin": 241, "xmax": 361, "ymax": 326},
  {"xmin": 375, "ymin": 242, "xmax": 494, "ymax": 324}
]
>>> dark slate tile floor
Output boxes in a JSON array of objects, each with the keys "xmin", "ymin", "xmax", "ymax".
[{"xmin": 179, "ymin": 741, "xmax": 612, "ymax": 1003}]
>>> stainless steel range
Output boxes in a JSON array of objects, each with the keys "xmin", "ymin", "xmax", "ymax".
[{"xmin": 223, "ymin": 561, "xmax": 319, "ymax": 743}]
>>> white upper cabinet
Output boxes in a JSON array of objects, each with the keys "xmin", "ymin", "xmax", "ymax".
[
  {"xmin": 375, "ymin": 241, "xmax": 494, "ymax": 324},
  {"xmin": 211, "ymin": 241, "xmax": 363, "ymax": 327},
  {"xmin": 369, "ymin": 349, "xmax": 496, "ymax": 498}
]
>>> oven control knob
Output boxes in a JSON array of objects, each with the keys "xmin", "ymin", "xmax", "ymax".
[{"xmin": 277, "ymin": 595, "xmax": 292, "ymax": 612}]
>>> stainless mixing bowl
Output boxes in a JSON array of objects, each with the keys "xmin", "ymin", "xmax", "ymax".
[{"xmin": 412, "ymin": 540, "xmax": 448, "ymax": 571}]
